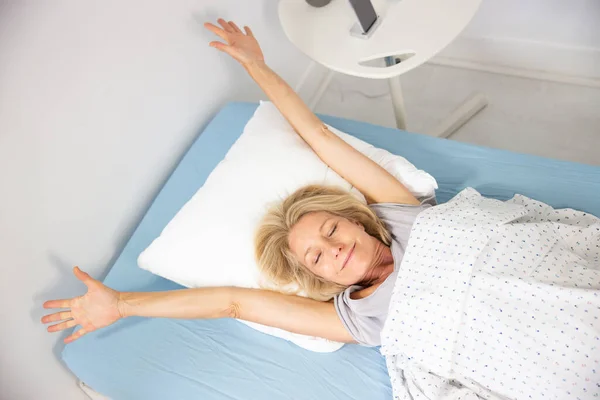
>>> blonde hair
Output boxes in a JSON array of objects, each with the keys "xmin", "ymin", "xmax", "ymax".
[{"xmin": 254, "ymin": 185, "xmax": 391, "ymax": 301}]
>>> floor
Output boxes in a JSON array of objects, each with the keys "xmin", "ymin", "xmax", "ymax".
[{"xmin": 314, "ymin": 64, "xmax": 600, "ymax": 166}]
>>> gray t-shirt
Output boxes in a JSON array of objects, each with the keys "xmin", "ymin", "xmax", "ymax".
[{"xmin": 334, "ymin": 199, "xmax": 434, "ymax": 346}]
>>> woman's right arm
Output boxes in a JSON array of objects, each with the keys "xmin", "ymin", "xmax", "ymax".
[
  {"xmin": 42, "ymin": 267, "xmax": 354, "ymax": 344},
  {"xmin": 204, "ymin": 19, "xmax": 419, "ymax": 206}
]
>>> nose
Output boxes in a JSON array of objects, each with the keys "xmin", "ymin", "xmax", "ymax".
[{"xmin": 331, "ymin": 243, "xmax": 343, "ymax": 258}]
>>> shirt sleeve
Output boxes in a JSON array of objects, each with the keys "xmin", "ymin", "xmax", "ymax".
[
  {"xmin": 369, "ymin": 195, "xmax": 436, "ymax": 248},
  {"xmin": 334, "ymin": 287, "xmax": 386, "ymax": 346}
]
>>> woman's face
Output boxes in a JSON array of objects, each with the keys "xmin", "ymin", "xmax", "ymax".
[{"xmin": 288, "ymin": 211, "xmax": 382, "ymax": 286}]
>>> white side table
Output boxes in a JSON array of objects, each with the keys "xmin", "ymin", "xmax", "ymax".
[{"xmin": 279, "ymin": 0, "xmax": 487, "ymax": 138}]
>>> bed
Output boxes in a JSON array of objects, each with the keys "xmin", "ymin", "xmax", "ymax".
[{"xmin": 62, "ymin": 101, "xmax": 600, "ymax": 400}]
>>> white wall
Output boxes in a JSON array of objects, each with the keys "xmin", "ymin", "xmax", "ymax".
[
  {"xmin": 464, "ymin": 0, "xmax": 600, "ymax": 47},
  {"xmin": 438, "ymin": 0, "xmax": 600, "ymax": 79},
  {"xmin": 0, "ymin": 1, "xmax": 309, "ymax": 399}
]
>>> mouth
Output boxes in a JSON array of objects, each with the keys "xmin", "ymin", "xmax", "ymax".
[{"xmin": 341, "ymin": 243, "xmax": 355, "ymax": 271}]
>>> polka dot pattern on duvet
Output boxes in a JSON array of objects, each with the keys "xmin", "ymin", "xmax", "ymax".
[{"xmin": 381, "ymin": 188, "xmax": 600, "ymax": 400}]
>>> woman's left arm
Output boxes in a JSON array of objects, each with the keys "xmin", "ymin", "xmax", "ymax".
[{"xmin": 205, "ymin": 19, "xmax": 419, "ymax": 205}]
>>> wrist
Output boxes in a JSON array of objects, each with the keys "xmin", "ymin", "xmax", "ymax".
[
  {"xmin": 244, "ymin": 59, "xmax": 268, "ymax": 74},
  {"xmin": 117, "ymin": 291, "xmax": 129, "ymax": 319}
]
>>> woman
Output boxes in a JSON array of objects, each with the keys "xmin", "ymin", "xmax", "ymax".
[{"xmin": 41, "ymin": 19, "xmax": 431, "ymax": 347}]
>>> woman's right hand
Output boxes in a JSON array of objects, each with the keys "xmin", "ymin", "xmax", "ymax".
[
  {"xmin": 204, "ymin": 19, "xmax": 265, "ymax": 68},
  {"xmin": 42, "ymin": 267, "xmax": 123, "ymax": 343}
]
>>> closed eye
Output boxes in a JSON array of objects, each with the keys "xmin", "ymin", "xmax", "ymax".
[
  {"xmin": 328, "ymin": 224, "xmax": 337, "ymax": 237},
  {"xmin": 315, "ymin": 252, "xmax": 321, "ymax": 265}
]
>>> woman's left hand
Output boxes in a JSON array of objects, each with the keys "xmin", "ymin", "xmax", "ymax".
[{"xmin": 204, "ymin": 19, "xmax": 265, "ymax": 68}]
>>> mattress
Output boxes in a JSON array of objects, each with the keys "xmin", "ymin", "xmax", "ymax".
[{"xmin": 62, "ymin": 102, "xmax": 600, "ymax": 400}]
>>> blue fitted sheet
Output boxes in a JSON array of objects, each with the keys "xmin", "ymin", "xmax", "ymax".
[{"xmin": 62, "ymin": 102, "xmax": 600, "ymax": 400}]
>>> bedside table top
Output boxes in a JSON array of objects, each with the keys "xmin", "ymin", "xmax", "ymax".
[{"xmin": 279, "ymin": 0, "xmax": 481, "ymax": 79}]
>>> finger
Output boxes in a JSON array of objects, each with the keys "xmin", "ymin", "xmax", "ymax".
[
  {"xmin": 64, "ymin": 328, "xmax": 87, "ymax": 344},
  {"xmin": 41, "ymin": 310, "xmax": 72, "ymax": 324},
  {"xmin": 209, "ymin": 41, "xmax": 228, "ymax": 51},
  {"xmin": 243, "ymin": 26, "xmax": 254, "ymax": 37},
  {"xmin": 73, "ymin": 266, "xmax": 95, "ymax": 287},
  {"xmin": 228, "ymin": 21, "xmax": 242, "ymax": 33},
  {"xmin": 217, "ymin": 18, "xmax": 234, "ymax": 33},
  {"xmin": 209, "ymin": 42, "xmax": 237, "ymax": 59},
  {"xmin": 43, "ymin": 299, "xmax": 71, "ymax": 309},
  {"xmin": 204, "ymin": 22, "xmax": 229, "ymax": 42},
  {"xmin": 47, "ymin": 319, "xmax": 77, "ymax": 333}
]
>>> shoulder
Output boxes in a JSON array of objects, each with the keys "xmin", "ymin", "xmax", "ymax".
[
  {"xmin": 369, "ymin": 195, "xmax": 436, "ymax": 217},
  {"xmin": 369, "ymin": 196, "xmax": 436, "ymax": 239}
]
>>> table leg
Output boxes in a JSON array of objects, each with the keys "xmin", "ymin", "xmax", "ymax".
[
  {"xmin": 385, "ymin": 56, "xmax": 407, "ymax": 130},
  {"xmin": 308, "ymin": 69, "xmax": 335, "ymax": 110},
  {"xmin": 428, "ymin": 93, "xmax": 488, "ymax": 138},
  {"xmin": 388, "ymin": 75, "xmax": 407, "ymax": 130}
]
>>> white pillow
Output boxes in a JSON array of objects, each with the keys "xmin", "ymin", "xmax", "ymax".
[{"xmin": 138, "ymin": 101, "xmax": 437, "ymax": 352}]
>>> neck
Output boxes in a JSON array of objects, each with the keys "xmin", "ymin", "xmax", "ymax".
[{"xmin": 360, "ymin": 242, "xmax": 394, "ymax": 286}]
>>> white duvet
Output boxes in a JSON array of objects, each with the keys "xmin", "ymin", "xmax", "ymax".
[{"xmin": 382, "ymin": 188, "xmax": 600, "ymax": 400}]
